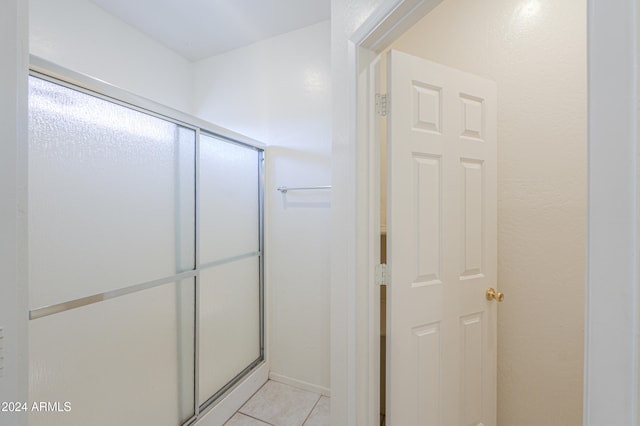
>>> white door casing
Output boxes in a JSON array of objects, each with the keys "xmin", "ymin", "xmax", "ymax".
[{"xmin": 386, "ymin": 50, "xmax": 497, "ymax": 426}]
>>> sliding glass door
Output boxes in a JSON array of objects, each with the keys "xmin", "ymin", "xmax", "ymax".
[
  {"xmin": 198, "ymin": 134, "xmax": 263, "ymax": 408},
  {"xmin": 27, "ymin": 73, "xmax": 264, "ymax": 426}
]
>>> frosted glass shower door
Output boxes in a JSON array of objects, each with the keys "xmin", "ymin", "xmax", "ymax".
[
  {"xmin": 198, "ymin": 134, "xmax": 263, "ymax": 407},
  {"xmin": 28, "ymin": 76, "xmax": 196, "ymax": 426},
  {"xmin": 28, "ymin": 69, "xmax": 265, "ymax": 425},
  {"xmin": 28, "ymin": 77, "xmax": 196, "ymax": 308}
]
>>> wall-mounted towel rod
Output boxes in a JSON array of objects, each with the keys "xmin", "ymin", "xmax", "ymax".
[{"xmin": 277, "ymin": 185, "xmax": 332, "ymax": 193}]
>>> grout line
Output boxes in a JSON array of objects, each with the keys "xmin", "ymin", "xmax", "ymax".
[
  {"xmin": 237, "ymin": 380, "xmax": 270, "ymax": 416},
  {"xmin": 232, "ymin": 380, "xmax": 328, "ymax": 426},
  {"xmin": 233, "ymin": 381, "xmax": 275, "ymax": 425},
  {"xmin": 300, "ymin": 395, "xmax": 322, "ymax": 426},
  {"xmin": 237, "ymin": 412, "xmax": 277, "ymax": 426}
]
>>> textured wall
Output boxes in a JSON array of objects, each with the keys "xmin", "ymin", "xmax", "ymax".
[
  {"xmin": 391, "ymin": 1, "xmax": 586, "ymax": 424},
  {"xmin": 30, "ymin": 0, "xmax": 193, "ymax": 113}
]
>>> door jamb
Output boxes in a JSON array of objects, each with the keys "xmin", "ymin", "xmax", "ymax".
[{"xmin": 349, "ymin": 1, "xmax": 445, "ymax": 424}]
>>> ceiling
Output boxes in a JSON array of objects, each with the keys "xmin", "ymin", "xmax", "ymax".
[{"xmin": 89, "ymin": 0, "xmax": 331, "ymax": 62}]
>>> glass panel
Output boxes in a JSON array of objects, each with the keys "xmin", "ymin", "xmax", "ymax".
[
  {"xmin": 176, "ymin": 126, "xmax": 196, "ymax": 273},
  {"xmin": 29, "ymin": 279, "xmax": 195, "ymax": 426},
  {"xmin": 28, "ymin": 77, "xmax": 195, "ymax": 309},
  {"xmin": 200, "ymin": 134, "xmax": 260, "ymax": 265},
  {"xmin": 199, "ymin": 257, "xmax": 261, "ymax": 405}
]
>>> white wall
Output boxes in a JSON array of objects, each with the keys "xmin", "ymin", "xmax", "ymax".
[
  {"xmin": 390, "ymin": 1, "xmax": 587, "ymax": 424},
  {"xmin": 194, "ymin": 21, "xmax": 332, "ymax": 394},
  {"xmin": 29, "ymin": 0, "xmax": 193, "ymax": 113},
  {"xmin": 0, "ymin": 1, "xmax": 29, "ymax": 425}
]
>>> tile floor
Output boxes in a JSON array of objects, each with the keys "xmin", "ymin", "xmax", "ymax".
[{"xmin": 224, "ymin": 381, "xmax": 329, "ymax": 426}]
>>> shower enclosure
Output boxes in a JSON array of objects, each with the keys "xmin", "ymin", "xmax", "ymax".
[{"xmin": 27, "ymin": 59, "xmax": 265, "ymax": 426}]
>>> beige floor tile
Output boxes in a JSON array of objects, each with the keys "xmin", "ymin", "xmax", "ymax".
[
  {"xmin": 224, "ymin": 413, "xmax": 271, "ymax": 426},
  {"xmin": 303, "ymin": 396, "xmax": 330, "ymax": 426},
  {"xmin": 239, "ymin": 381, "xmax": 320, "ymax": 426}
]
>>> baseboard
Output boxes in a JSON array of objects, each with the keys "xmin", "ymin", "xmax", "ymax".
[
  {"xmin": 268, "ymin": 372, "xmax": 331, "ymax": 397},
  {"xmin": 195, "ymin": 362, "xmax": 269, "ymax": 426}
]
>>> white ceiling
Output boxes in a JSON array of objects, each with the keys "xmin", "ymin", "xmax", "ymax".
[{"xmin": 89, "ymin": 0, "xmax": 331, "ymax": 62}]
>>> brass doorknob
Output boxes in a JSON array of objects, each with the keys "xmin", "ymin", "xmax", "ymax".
[{"xmin": 486, "ymin": 288, "xmax": 504, "ymax": 302}]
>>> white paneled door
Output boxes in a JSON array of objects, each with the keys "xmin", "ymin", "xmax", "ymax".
[{"xmin": 386, "ymin": 50, "xmax": 497, "ymax": 426}]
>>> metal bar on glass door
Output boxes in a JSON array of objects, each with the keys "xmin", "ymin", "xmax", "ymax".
[
  {"xmin": 276, "ymin": 185, "xmax": 332, "ymax": 193},
  {"xmin": 29, "ymin": 270, "xmax": 198, "ymax": 320}
]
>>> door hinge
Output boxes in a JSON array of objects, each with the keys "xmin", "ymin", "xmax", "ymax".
[
  {"xmin": 376, "ymin": 264, "xmax": 389, "ymax": 286},
  {"xmin": 375, "ymin": 93, "xmax": 388, "ymax": 117}
]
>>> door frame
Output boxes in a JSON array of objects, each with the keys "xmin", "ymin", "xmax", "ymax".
[{"xmin": 333, "ymin": 0, "xmax": 639, "ymax": 424}]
